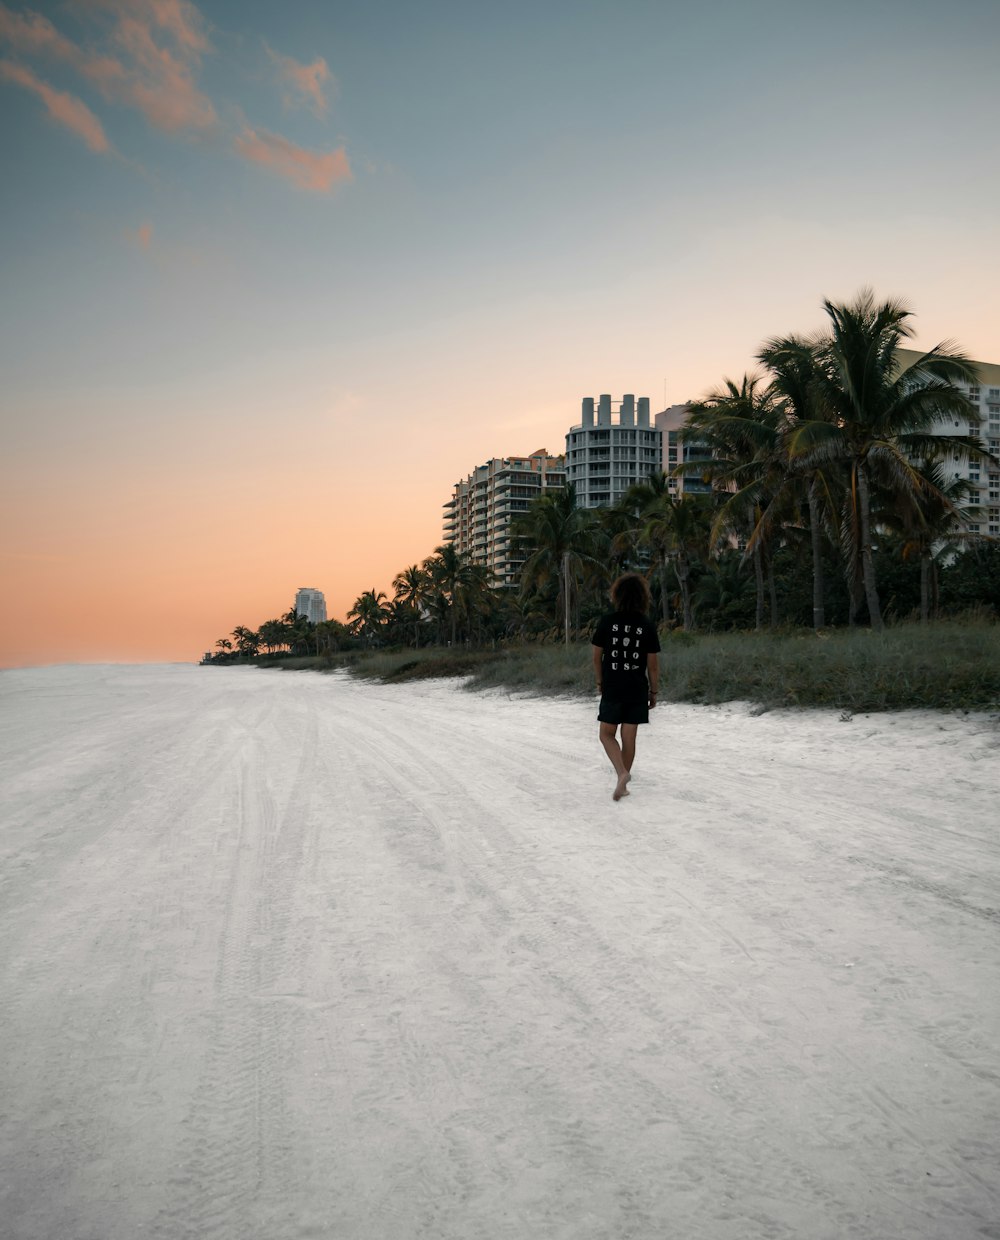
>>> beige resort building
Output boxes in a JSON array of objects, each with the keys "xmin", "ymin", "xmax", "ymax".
[
  {"xmin": 897, "ymin": 350, "xmax": 1000, "ymax": 537},
  {"xmin": 443, "ymin": 450, "xmax": 566, "ymax": 588}
]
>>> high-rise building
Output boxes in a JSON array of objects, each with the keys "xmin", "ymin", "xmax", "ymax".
[
  {"xmin": 656, "ymin": 403, "xmax": 712, "ymax": 496},
  {"xmin": 443, "ymin": 450, "xmax": 566, "ymax": 588},
  {"xmin": 897, "ymin": 350, "xmax": 1000, "ymax": 538},
  {"xmin": 295, "ymin": 588, "xmax": 327, "ymax": 624},
  {"xmin": 564, "ymin": 395, "xmax": 662, "ymax": 508}
]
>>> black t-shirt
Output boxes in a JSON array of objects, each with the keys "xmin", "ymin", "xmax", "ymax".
[{"xmin": 592, "ymin": 610, "xmax": 660, "ymax": 702}]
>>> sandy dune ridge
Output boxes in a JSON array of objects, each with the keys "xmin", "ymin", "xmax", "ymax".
[{"xmin": 0, "ymin": 663, "xmax": 998, "ymax": 1240}]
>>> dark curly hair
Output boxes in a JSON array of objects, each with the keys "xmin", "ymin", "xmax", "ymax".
[{"xmin": 610, "ymin": 573, "xmax": 651, "ymax": 614}]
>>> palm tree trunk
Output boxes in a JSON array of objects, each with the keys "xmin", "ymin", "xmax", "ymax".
[
  {"xmin": 753, "ymin": 543, "xmax": 765, "ymax": 631},
  {"xmin": 766, "ymin": 552, "xmax": 779, "ymax": 628},
  {"xmin": 846, "ymin": 567, "xmax": 863, "ymax": 627},
  {"xmin": 920, "ymin": 555, "xmax": 930, "ymax": 624},
  {"xmin": 676, "ymin": 555, "xmax": 693, "ymax": 631},
  {"xmin": 807, "ymin": 478, "xmax": 826, "ymax": 630},
  {"xmin": 659, "ymin": 557, "xmax": 671, "ymax": 626},
  {"xmin": 856, "ymin": 463, "xmax": 884, "ymax": 632},
  {"xmin": 562, "ymin": 551, "xmax": 571, "ymax": 645}
]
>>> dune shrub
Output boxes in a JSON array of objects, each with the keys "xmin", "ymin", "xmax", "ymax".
[{"xmin": 345, "ymin": 621, "xmax": 1000, "ymax": 712}]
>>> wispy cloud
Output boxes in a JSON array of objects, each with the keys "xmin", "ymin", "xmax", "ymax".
[
  {"xmin": 265, "ymin": 42, "xmax": 330, "ymax": 117},
  {"xmin": 91, "ymin": 0, "xmax": 216, "ymax": 132},
  {"xmin": 101, "ymin": 0, "xmax": 210, "ymax": 56},
  {"xmin": 0, "ymin": 5, "xmax": 80, "ymax": 59},
  {"xmin": 0, "ymin": 57, "xmax": 110, "ymax": 151},
  {"xmin": 0, "ymin": 2, "xmax": 355, "ymax": 194},
  {"xmin": 0, "ymin": 0, "xmax": 216, "ymax": 133},
  {"xmin": 233, "ymin": 125, "xmax": 351, "ymax": 192}
]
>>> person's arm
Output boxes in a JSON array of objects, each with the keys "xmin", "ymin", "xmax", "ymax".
[
  {"xmin": 592, "ymin": 644, "xmax": 604, "ymax": 694},
  {"xmin": 647, "ymin": 652, "xmax": 659, "ymax": 708}
]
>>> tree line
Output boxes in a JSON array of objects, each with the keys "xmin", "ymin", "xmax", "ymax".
[{"xmin": 204, "ymin": 291, "xmax": 999, "ymax": 663}]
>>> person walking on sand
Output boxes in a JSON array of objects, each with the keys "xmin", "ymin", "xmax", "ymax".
[{"xmin": 592, "ymin": 573, "xmax": 661, "ymax": 801}]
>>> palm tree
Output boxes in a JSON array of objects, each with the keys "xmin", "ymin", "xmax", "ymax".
[
  {"xmin": 393, "ymin": 564, "xmax": 429, "ymax": 648},
  {"xmin": 288, "ymin": 613, "xmax": 315, "ymax": 655},
  {"xmin": 780, "ymin": 290, "xmax": 982, "ymax": 631},
  {"xmin": 600, "ymin": 496, "xmax": 644, "ymax": 579},
  {"xmin": 755, "ymin": 337, "xmax": 844, "ymax": 630},
  {"xmin": 314, "ymin": 619, "xmax": 349, "ymax": 654},
  {"xmin": 348, "ymin": 589, "xmax": 389, "ymax": 646},
  {"xmin": 693, "ymin": 551, "xmax": 754, "ymax": 630},
  {"xmin": 682, "ymin": 374, "xmax": 786, "ymax": 629},
  {"xmin": 630, "ymin": 489, "xmax": 711, "ymax": 631},
  {"xmin": 258, "ymin": 618, "xmax": 288, "ymax": 654},
  {"xmin": 884, "ymin": 460, "xmax": 982, "ymax": 622},
  {"xmin": 619, "ymin": 471, "xmax": 674, "ymax": 625},
  {"xmin": 513, "ymin": 484, "xmax": 601, "ymax": 643},
  {"xmin": 455, "ymin": 561, "xmax": 496, "ymax": 647},
  {"xmin": 423, "ymin": 544, "xmax": 476, "ymax": 646},
  {"xmin": 231, "ymin": 625, "xmax": 259, "ymax": 660}
]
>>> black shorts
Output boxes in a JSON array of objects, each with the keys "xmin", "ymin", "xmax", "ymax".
[{"xmin": 598, "ymin": 696, "xmax": 649, "ymax": 725}]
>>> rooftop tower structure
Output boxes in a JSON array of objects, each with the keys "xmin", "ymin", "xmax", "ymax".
[{"xmin": 564, "ymin": 394, "xmax": 662, "ymax": 508}]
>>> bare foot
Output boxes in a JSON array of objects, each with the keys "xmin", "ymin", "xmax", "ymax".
[{"xmin": 613, "ymin": 770, "xmax": 632, "ymax": 801}]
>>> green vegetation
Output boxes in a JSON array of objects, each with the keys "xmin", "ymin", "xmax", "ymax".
[
  {"xmin": 340, "ymin": 621, "xmax": 1000, "ymax": 713},
  {"xmin": 204, "ymin": 289, "xmax": 999, "ymax": 694}
]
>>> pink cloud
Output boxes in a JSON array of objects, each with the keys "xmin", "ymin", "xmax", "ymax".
[
  {"xmin": 0, "ymin": 57, "xmax": 110, "ymax": 151},
  {"xmin": 265, "ymin": 43, "xmax": 330, "ymax": 117},
  {"xmin": 125, "ymin": 219, "xmax": 153, "ymax": 249},
  {"xmin": 1, "ymin": 0, "xmax": 216, "ymax": 133},
  {"xmin": 97, "ymin": 10, "xmax": 215, "ymax": 131},
  {"xmin": 233, "ymin": 126, "xmax": 351, "ymax": 192},
  {"xmin": 1, "ymin": 3, "xmax": 358, "ymax": 197},
  {"xmin": 73, "ymin": 0, "xmax": 210, "ymax": 55},
  {"xmin": 0, "ymin": 4, "xmax": 79, "ymax": 59}
]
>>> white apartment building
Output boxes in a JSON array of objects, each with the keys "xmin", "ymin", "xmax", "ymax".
[
  {"xmin": 564, "ymin": 395, "xmax": 662, "ymax": 508},
  {"xmin": 294, "ymin": 588, "xmax": 327, "ymax": 624},
  {"xmin": 897, "ymin": 350, "xmax": 1000, "ymax": 537},
  {"xmin": 443, "ymin": 450, "xmax": 566, "ymax": 588}
]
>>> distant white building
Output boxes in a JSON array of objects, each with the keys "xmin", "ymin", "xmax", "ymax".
[
  {"xmin": 564, "ymin": 394, "xmax": 662, "ymax": 508},
  {"xmin": 295, "ymin": 588, "xmax": 327, "ymax": 624}
]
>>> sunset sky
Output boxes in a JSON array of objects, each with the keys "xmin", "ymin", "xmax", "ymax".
[{"xmin": 2, "ymin": 0, "xmax": 999, "ymax": 666}]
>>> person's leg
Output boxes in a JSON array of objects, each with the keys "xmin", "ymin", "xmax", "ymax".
[
  {"xmin": 620, "ymin": 723, "xmax": 638, "ymax": 772},
  {"xmin": 599, "ymin": 722, "xmax": 625, "ymax": 774},
  {"xmin": 599, "ymin": 722, "xmax": 631, "ymax": 800}
]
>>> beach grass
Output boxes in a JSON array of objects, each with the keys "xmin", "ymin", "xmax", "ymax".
[{"xmin": 340, "ymin": 619, "xmax": 1000, "ymax": 713}]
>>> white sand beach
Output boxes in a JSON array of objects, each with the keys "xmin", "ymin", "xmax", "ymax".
[{"xmin": 0, "ymin": 663, "xmax": 998, "ymax": 1240}]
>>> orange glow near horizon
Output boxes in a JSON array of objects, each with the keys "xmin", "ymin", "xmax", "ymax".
[
  {"xmin": 3, "ymin": 2, "xmax": 998, "ymax": 669},
  {"xmin": 2, "ymin": 322, "xmax": 997, "ymax": 669}
]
